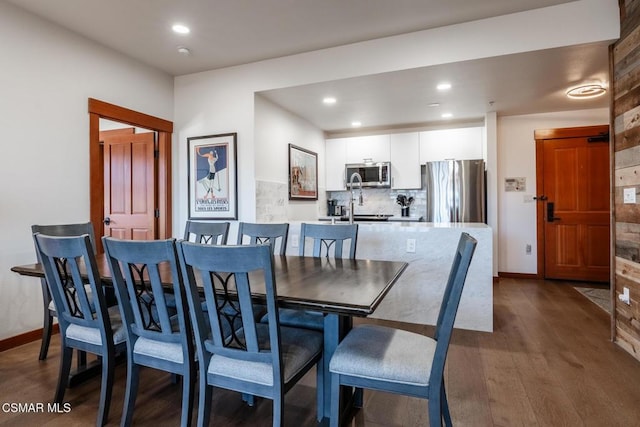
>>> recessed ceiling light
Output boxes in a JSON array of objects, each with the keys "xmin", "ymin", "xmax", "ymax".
[
  {"xmin": 177, "ymin": 47, "xmax": 191, "ymax": 55},
  {"xmin": 437, "ymin": 82, "xmax": 452, "ymax": 91},
  {"xmin": 441, "ymin": 113, "xmax": 453, "ymax": 119},
  {"xmin": 172, "ymin": 24, "xmax": 190, "ymax": 34},
  {"xmin": 323, "ymin": 97, "xmax": 337, "ymax": 105},
  {"xmin": 427, "ymin": 103, "xmax": 441, "ymax": 107},
  {"xmin": 566, "ymin": 83, "xmax": 607, "ymax": 99},
  {"xmin": 351, "ymin": 121, "xmax": 362, "ymax": 127}
]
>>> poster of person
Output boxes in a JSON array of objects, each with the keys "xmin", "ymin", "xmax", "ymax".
[
  {"xmin": 288, "ymin": 144, "xmax": 318, "ymax": 200},
  {"xmin": 187, "ymin": 133, "xmax": 237, "ymax": 219}
]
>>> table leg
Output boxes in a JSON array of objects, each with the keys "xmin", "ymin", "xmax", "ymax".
[{"xmin": 322, "ymin": 313, "xmax": 353, "ymax": 423}]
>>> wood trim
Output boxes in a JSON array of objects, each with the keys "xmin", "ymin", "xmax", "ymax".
[
  {"xmin": 88, "ymin": 99, "xmax": 172, "ymax": 252},
  {"xmin": 498, "ymin": 272, "xmax": 540, "ymax": 280},
  {"xmin": 0, "ymin": 325, "xmax": 59, "ymax": 353},
  {"xmin": 157, "ymin": 131, "xmax": 172, "ymax": 240},
  {"xmin": 88, "ymin": 98, "xmax": 173, "ymax": 132},
  {"xmin": 534, "ymin": 125, "xmax": 609, "ymax": 141},
  {"xmin": 609, "ymin": 43, "xmax": 617, "ymax": 342}
]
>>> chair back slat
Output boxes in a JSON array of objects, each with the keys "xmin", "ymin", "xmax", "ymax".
[
  {"xmin": 34, "ymin": 234, "xmax": 112, "ymax": 337},
  {"xmin": 183, "ymin": 220, "xmax": 229, "ymax": 245},
  {"xmin": 431, "ymin": 232, "xmax": 477, "ymax": 381},
  {"xmin": 178, "ymin": 242, "xmax": 279, "ymax": 366},
  {"xmin": 299, "ymin": 223, "xmax": 358, "ymax": 259},
  {"xmin": 236, "ymin": 222, "xmax": 289, "ymax": 255},
  {"xmin": 103, "ymin": 238, "xmax": 189, "ymax": 344}
]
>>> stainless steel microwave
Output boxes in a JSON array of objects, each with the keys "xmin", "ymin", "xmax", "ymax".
[{"xmin": 345, "ymin": 162, "xmax": 391, "ymax": 188}]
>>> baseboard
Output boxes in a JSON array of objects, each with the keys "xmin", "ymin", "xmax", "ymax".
[
  {"xmin": 0, "ymin": 325, "xmax": 59, "ymax": 353},
  {"xmin": 498, "ymin": 272, "xmax": 540, "ymax": 280}
]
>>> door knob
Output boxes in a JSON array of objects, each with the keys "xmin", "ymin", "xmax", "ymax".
[
  {"xmin": 534, "ymin": 195, "xmax": 548, "ymax": 201},
  {"xmin": 103, "ymin": 217, "xmax": 111, "ymax": 225}
]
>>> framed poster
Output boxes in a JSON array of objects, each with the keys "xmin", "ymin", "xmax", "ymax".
[
  {"xmin": 187, "ymin": 133, "xmax": 238, "ymax": 219},
  {"xmin": 288, "ymin": 144, "xmax": 318, "ymax": 200}
]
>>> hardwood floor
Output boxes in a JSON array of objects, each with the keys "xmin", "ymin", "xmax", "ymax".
[{"xmin": 1, "ymin": 278, "xmax": 640, "ymax": 426}]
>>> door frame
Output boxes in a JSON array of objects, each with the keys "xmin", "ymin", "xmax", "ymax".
[
  {"xmin": 88, "ymin": 98, "xmax": 173, "ymax": 251},
  {"xmin": 534, "ymin": 124, "xmax": 611, "ymax": 279}
]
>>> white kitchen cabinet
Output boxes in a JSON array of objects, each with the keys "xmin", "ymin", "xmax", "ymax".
[
  {"xmin": 325, "ymin": 138, "xmax": 347, "ymax": 190},
  {"xmin": 390, "ymin": 132, "xmax": 421, "ymax": 189},
  {"xmin": 419, "ymin": 127, "xmax": 484, "ymax": 163},
  {"xmin": 345, "ymin": 135, "xmax": 390, "ymax": 163}
]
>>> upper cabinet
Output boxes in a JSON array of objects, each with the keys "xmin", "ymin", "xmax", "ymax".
[
  {"xmin": 419, "ymin": 127, "xmax": 484, "ymax": 163},
  {"xmin": 345, "ymin": 135, "xmax": 390, "ymax": 163},
  {"xmin": 325, "ymin": 138, "xmax": 347, "ymax": 191},
  {"xmin": 390, "ymin": 132, "xmax": 421, "ymax": 189}
]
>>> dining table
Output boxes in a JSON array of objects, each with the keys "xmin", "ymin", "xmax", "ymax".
[{"xmin": 12, "ymin": 253, "xmax": 408, "ymax": 423}]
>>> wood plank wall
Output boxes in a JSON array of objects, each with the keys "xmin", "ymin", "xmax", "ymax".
[{"xmin": 614, "ymin": 0, "xmax": 640, "ymax": 360}]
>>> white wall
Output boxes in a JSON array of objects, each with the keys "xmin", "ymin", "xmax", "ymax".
[
  {"xmin": 254, "ymin": 95, "xmax": 326, "ymax": 223},
  {"xmin": 0, "ymin": 2, "xmax": 174, "ymax": 340},
  {"xmin": 497, "ymin": 108, "xmax": 609, "ymax": 274}
]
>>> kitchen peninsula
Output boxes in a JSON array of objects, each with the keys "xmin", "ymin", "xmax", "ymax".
[{"xmin": 285, "ymin": 221, "xmax": 493, "ymax": 332}]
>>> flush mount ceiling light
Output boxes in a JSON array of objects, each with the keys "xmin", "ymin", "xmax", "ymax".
[
  {"xmin": 441, "ymin": 112, "xmax": 453, "ymax": 119},
  {"xmin": 351, "ymin": 121, "xmax": 362, "ymax": 127},
  {"xmin": 566, "ymin": 83, "xmax": 607, "ymax": 99},
  {"xmin": 436, "ymin": 82, "xmax": 452, "ymax": 91},
  {"xmin": 427, "ymin": 102, "xmax": 441, "ymax": 107},
  {"xmin": 323, "ymin": 97, "xmax": 337, "ymax": 105},
  {"xmin": 177, "ymin": 46, "xmax": 191, "ymax": 55},
  {"xmin": 172, "ymin": 24, "xmax": 190, "ymax": 34}
]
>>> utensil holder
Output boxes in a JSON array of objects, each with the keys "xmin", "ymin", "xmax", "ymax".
[{"xmin": 401, "ymin": 206, "xmax": 410, "ymax": 217}]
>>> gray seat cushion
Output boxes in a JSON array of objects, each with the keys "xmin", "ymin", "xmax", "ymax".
[
  {"xmin": 329, "ymin": 324, "xmax": 436, "ymax": 387},
  {"xmin": 207, "ymin": 324, "xmax": 322, "ymax": 386},
  {"xmin": 65, "ymin": 306, "xmax": 127, "ymax": 346},
  {"xmin": 268, "ymin": 308, "xmax": 324, "ymax": 331}
]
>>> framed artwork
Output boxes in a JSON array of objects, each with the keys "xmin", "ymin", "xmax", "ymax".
[
  {"xmin": 288, "ymin": 144, "xmax": 318, "ymax": 200},
  {"xmin": 187, "ymin": 133, "xmax": 238, "ymax": 219}
]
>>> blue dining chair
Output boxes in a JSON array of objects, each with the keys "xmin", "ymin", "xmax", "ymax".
[
  {"xmin": 276, "ymin": 223, "xmax": 358, "ymax": 332},
  {"xmin": 236, "ymin": 222, "xmax": 289, "ymax": 255},
  {"xmin": 34, "ymin": 233, "xmax": 126, "ymax": 427},
  {"xmin": 328, "ymin": 232, "xmax": 477, "ymax": 427},
  {"xmin": 183, "ymin": 220, "xmax": 229, "ymax": 245},
  {"xmin": 177, "ymin": 242, "xmax": 324, "ymax": 427},
  {"xmin": 31, "ymin": 222, "xmax": 97, "ymax": 361},
  {"xmin": 298, "ymin": 222, "xmax": 358, "ymax": 259},
  {"xmin": 103, "ymin": 237, "xmax": 195, "ymax": 427}
]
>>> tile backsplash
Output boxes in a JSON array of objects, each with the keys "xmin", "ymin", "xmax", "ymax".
[{"xmin": 327, "ymin": 166, "xmax": 426, "ymax": 218}]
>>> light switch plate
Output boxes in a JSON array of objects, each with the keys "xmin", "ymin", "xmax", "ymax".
[{"xmin": 624, "ymin": 188, "xmax": 636, "ymax": 204}]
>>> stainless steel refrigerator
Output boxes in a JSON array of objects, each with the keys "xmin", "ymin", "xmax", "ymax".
[{"xmin": 425, "ymin": 159, "xmax": 486, "ymax": 223}]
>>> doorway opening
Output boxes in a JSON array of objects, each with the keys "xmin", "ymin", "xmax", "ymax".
[
  {"xmin": 534, "ymin": 125, "xmax": 610, "ymax": 283},
  {"xmin": 88, "ymin": 98, "xmax": 173, "ymax": 252}
]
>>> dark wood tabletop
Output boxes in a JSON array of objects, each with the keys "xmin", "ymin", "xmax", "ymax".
[{"xmin": 11, "ymin": 254, "xmax": 408, "ymax": 317}]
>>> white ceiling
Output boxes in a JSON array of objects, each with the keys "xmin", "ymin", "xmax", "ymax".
[{"xmin": 8, "ymin": 0, "xmax": 612, "ymax": 131}]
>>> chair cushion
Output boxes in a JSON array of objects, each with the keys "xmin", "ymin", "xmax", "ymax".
[
  {"xmin": 267, "ymin": 308, "xmax": 324, "ymax": 331},
  {"xmin": 65, "ymin": 306, "xmax": 127, "ymax": 346},
  {"xmin": 329, "ymin": 324, "xmax": 436, "ymax": 387},
  {"xmin": 206, "ymin": 324, "xmax": 322, "ymax": 386},
  {"xmin": 134, "ymin": 337, "xmax": 184, "ymax": 364}
]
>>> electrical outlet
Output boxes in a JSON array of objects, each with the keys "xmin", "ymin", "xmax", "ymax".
[
  {"xmin": 526, "ymin": 244, "xmax": 532, "ymax": 255},
  {"xmin": 406, "ymin": 239, "xmax": 416, "ymax": 253},
  {"xmin": 291, "ymin": 235, "xmax": 299, "ymax": 248}
]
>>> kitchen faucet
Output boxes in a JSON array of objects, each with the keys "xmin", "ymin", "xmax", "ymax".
[{"xmin": 349, "ymin": 172, "xmax": 364, "ymax": 224}]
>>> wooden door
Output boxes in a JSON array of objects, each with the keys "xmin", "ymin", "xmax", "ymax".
[
  {"xmin": 536, "ymin": 126, "xmax": 610, "ymax": 282},
  {"xmin": 103, "ymin": 132, "xmax": 156, "ymax": 240}
]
